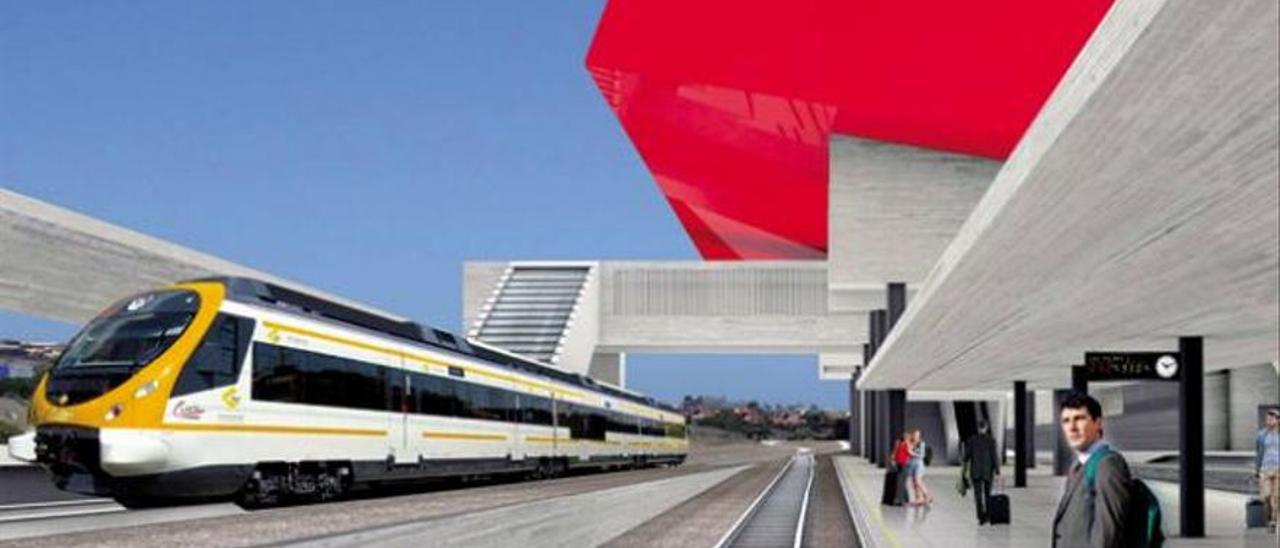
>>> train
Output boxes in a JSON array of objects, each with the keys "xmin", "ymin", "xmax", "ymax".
[{"xmin": 8, "ymin": 277, "xmax": 687, "ymax": 507}]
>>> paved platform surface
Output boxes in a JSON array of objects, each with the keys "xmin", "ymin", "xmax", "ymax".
[{"xmin": 835, "ymin": 456, "xmax": 1279, "ymax": 548}]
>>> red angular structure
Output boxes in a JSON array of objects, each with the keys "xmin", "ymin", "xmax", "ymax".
[{"xmin": 587, "ymin": 0, "xmax": 1113, "ymax": 259}]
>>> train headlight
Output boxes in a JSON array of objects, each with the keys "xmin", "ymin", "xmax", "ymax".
[
  {"xmin": 104, "ymin": 403, "xmax": 124, "ymax": 422},
  {"xmin": 134, "ymin": 380, "xmax": 159, "ymax": 399}
]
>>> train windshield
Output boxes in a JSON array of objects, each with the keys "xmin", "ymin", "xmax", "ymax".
[{"xmin": 46, "ymin": 290, "xmax": 200, "ymax": 405}]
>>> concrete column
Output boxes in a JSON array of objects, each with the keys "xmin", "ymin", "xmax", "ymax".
[
  {"xmin": 883, "ymin": 285, "xmax": 908, "ymax": 465},
  {"xmin": 888, "ymin": 389, "xmax": 906, "ymax": 457},
  {"xmin": 878, "ymin": 391, "xmax": 891, "ymax": 468},
  {"xmin": 849, "ymin": 367, "xmax": 862, "ymax": 455},
  {"xmin": 874, "ymin": 309, "xmax": 892, "ymax": 468},
  {"xmin": 887, "ymin": 282, "xmax": 906, "ymax": 329},
  {"xmin": 865, "ymin": 343, "xmax": 875, "ymax": 458},
  {"xmin": 1014, "ymin": 381, "xmax": 1029, "ymax": 488},
  {"xmin": 587, "ymin": 352, "xmax": 626, "ymax": 387},
  {"xmin": 868, "ymin": 390, "xmax": 879, "ymax": 463},
  {"xmin": 1179, "ymin": 336, "xmax": 1205, "ymax": 538},
  {"xmin": 1052, "ymin": 389, "xmax": 1072, "ymax": 476},
  {"xmin": 1072, "ymin": 365, "xmax": 1088, "ymax": 394},
  {"xmin": 1026, "ymin": 389, "xmax": 1036, "ymax": 468}
]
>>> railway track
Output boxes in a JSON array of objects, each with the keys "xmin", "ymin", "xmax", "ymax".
[
  {"xmin": 0, "ymin": 499, "xmax": 124, "ymax": 524},
  {"xmin": 716, "ymin": 452, "xmax": 815, "ymax": 548}
]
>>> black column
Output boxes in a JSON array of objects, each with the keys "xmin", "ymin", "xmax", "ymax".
[
  {"xmin": 1053, "ymin": 388, "xmax": 1072, "ymax": 476},
  {"xmin": 887, "ymin": 282, "xmax": 906, "ymax": 327},
  {"xmin": 884, "ymin": 284, "xmax": 907, "ymax": 457},
  {"xmin": 1071, "ymin": 365, "xmax": 1088, "ymax": 394},
  {"xmin": 873, "ymin": 309, "xmax": 890, "ymax": 467},
  {"xmin": 1026, "ymin": 390, "xmax": 1036, "ymax": 469},
  {"xmin": 869, "ymin": 391, "xmax": 879, "ymax": 463},
  {"xmin": 888, "ymin": 389, "xmax": 906, "ymax": 455},
  {"xmin": 862, "ymin": 343, "xmax": 872, "ymax": 459},
  {"xmin": 867, "ymin": 311, "xmax": 882, "ymax": 466},
  {"xmin": 1014, "ymin": 380, "xmax": 1028, "ymax": 488},
  {"xmin": 1179, "ymin": 337, "xmax": 1205, "ymax": 538},
  {"xmin": 849, "ymin": 367, "xmax": 862, "ymax": 455},
  {"xmin": 878, "ymin": 391, "xmax": 891, "ymax": 468}
]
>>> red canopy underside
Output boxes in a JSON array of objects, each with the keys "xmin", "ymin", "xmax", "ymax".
[{"xmin": 587, "ymin": 0, "xmax": 1113, "ymax": 259}]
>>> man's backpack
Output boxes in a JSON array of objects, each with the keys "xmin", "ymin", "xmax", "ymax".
[{"xmin": 1084, "ymin": 446, "xmax": 1165, "ymax": 548}]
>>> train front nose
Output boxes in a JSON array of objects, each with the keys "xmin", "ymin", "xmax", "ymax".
[{"xmin": 34, "ymin": 426, "xmax": 112, "ymax": 496}]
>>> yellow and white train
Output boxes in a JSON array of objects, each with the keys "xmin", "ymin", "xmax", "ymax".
[{"xmin": 9, "ymin": 277, "xmax": 687, "ymax": 507}]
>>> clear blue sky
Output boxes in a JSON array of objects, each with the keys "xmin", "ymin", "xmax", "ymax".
[{"xmin": 0, "ymin": 1, "xmax": 845, "ymax": 409}]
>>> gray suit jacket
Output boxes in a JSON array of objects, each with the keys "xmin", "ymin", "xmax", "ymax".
[{"xmin": 1052, "ymin": 449, "xmax": 1132, "ymax": 548}]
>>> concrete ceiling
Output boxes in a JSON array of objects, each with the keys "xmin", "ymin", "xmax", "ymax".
[
  {"xmin": 861, "ymin": 0, "xmax": 1279, "ymax": 390},
  {"xmin": 0, "ymin": 188, "xmax": 405, "ymax": 325},
  {"xmin": 828, "ymin": 136, "xmax": 999, "ymax": 291}
]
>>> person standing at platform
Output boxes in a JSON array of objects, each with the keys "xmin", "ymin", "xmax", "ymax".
[
  {"xmin": 1256, "ymin": 408, "xmax": 1280, "ymax": 531},
  {"xmin": 1052, "ymin": 392, "xmax": 1132, "ymax": 548},
  {"xmin": 907, "ymin": 429, "xmax": 934, "ymax": 506},
  {"xmin": 892, "ymin": 432, "xmax": 913, "ymax": 505},
  {"xmin": 962, "ymin": 420, "xmax": 1000, "ymax": 524}
]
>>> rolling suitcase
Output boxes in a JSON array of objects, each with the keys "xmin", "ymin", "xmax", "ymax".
[
  {"xmin": 881, "ymin": 466, "xmax": 902, "ymax": 506},
  {"xmin": 988, "ymin": 478, "xmax": 1010, "ymax": 524},
  {"xmin": 1245, "ymin": 498, "xmax": 1267, "ymax": 528}
]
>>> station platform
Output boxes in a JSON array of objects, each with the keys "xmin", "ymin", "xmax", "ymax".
[{"xmin": 834, "ymin": 456, "xmax": 1279, "ymax": 548}]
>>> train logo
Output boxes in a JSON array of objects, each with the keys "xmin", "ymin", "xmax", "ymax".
[
  {"xmin": 220, "ymin": 387, "xmax": 241, "ymax": 409},
  {"xmin": 171, "ymin": 400, "xmax": 206, "ymax": 420}
]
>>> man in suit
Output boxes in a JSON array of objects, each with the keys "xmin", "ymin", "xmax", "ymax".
[
  {"xmin": 962, "ymin": 420, "xmax": 1000, "ymax": 524},
  {"xmin": 1052, "ymin": 391, "xmax": 1132, "ymax": 548}
]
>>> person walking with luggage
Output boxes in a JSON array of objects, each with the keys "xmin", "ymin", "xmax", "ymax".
[
  {"xmin": 1256, "ymin": 408, "xmax": 1280, "ymax": 531},
  {"xmin": 962, "ymin": 420, "xmax": 1001, "ymax": 524},
  {"xmin": 907, "ymin": 429, "xmax": 934, "ymax": 506},
  {"xmin": 1052, "ymin": 392, "xmax": 1133, "ymax": 548}
]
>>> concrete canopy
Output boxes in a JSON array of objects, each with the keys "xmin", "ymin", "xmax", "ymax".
[
  {"xmin": 860, "ymin": 0, "xmax": 1279, "ymax": 390},
  {"xmin": 0, "ymin": 188, "xmax": 404, "ymax": 325}
]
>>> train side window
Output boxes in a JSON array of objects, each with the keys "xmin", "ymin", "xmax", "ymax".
[
  {"xmin": 388, "ymin": 372, "xmax": 409, "ymax": 413},
  {"xmin": 250, "ymin": 342, "xmax": 387, "ymax": 411},
  {"xmin": 172, "ymin": 314, "xmax": 254, "ymax": 396},
  {"xmin": 453, "ymin": 381, "xmax": 476, "ymax": 419},
  {"xmin": 522, "ymin": 395, "xmax": 552, "ymax": 425}
]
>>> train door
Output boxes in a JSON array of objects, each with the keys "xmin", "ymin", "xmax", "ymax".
[
  {"xmin": 388, "ymin": 365, "xmax": 412, "ymax": 464},
  {"xmin": 551, "ymin": 393, "xmax": 561, "ymax": 456},
  {"xmin": 511, "ymin": 393, "xmax": 523, "ymax": 461}
]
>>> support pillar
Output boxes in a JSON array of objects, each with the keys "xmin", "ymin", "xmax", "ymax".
[
  {"xmin": 1072, "ymin": 365, "xmax": 1088, "ymax": 394},
  {"xmin": 861, "ymin": 343, "xmax": 872, "ymax": 459},
  {"xmin": 887, "ymin": 282, "xmax": 906, "ymax": 328},
  {"xmin": 868, "ymin": 390, "xmax": 879, "ymax": 462},
  {"xmin": 1026, "ymin": 389, "xmax": 1036, "ymax": 468},
  {"xmin": 888, "ymin": 389, "xmax": 906, "ymax": 455},
  {"xmin": 587, "ymin": 352, "xmax": 626, "ymax": 387},
  {"xmin": 849, "ymin": 367, "xmax": 862, "ymax": 455},
  {"xmin": 1014, "ymin": 380, "xmax": 1029, "ymax": 488},
  {"xmin": 1053, "ymin": 388, "xmax": 1073, "ymax": 476},
  {"xmin": 884, "ymin": 284, "xmax": 907, "ymax": 462},
  {"xmin": 1179, "ymin": 336, "xmax": 1205, "ymax": 538}
]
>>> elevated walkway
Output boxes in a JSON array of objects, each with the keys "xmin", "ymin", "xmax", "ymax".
[{"xmin": 833, "ymin": 456, "xmax": 1277, "ymax": 548}]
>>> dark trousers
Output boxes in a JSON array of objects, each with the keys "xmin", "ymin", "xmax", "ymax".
[{"xmin": 971, "ymin": 479, "xmax": 992, "ymax": 522}]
